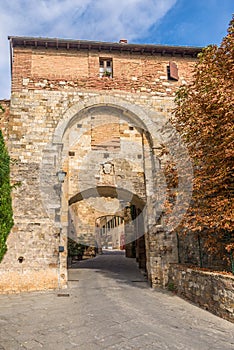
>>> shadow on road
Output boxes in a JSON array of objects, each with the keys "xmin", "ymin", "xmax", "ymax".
[{"xmin": 68, "ymin": 249, "xmax": 150, "ymax": 289}]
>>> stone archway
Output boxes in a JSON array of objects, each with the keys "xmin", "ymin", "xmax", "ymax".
[
  {"xmin": 52, "ymin": 95, "xmax": 156, "ymax": 145},
  {"xmin": 39, "ymin": 95, "xmax": 192, "ymax": 288}
]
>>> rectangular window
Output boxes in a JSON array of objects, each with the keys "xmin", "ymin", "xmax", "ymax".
[{"xmin": 99, "ymin": 58, "xmax": 113, "ymax": 78}]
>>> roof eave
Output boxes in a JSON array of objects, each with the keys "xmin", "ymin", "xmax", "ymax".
[{"xmin": 8, "ymin": 36, "xmax": 202, "ymax": 57}]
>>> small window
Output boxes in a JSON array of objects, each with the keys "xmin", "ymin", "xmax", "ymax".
[
  {"xmin": 167, "ymin": 61, "xmax": 179, "ymax": 80},
  {"xmin": 99, "ymin": 58, "xmax": 113, "ymax": 78}
]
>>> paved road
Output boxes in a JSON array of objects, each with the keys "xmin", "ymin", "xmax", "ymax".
[{"xmin": 0, "ymin": 250, "xmax": 233, "ymax": 350}]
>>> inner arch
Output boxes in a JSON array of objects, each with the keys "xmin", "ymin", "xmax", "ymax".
[{"xmin": 69, "ymin": 185, "xmax": 146, "ymax": 210}]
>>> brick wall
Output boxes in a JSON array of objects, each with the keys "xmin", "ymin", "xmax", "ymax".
[{"xmin": 12, "ymin": 47, "xmax": 196, "ymax": 96}]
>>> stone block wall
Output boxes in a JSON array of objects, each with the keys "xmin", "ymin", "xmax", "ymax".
[{"xmin": 169, "ymin": 264, "xmax": 234, "ymax": 323}]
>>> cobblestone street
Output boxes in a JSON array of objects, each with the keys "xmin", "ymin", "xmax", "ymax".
[{"xmin": 0, "ymin": 250, "xmax": 233, "ymax": 350}]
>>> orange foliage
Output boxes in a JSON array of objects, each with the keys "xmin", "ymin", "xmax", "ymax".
[{"xmin": 172, "ymin": 16, "xmax": 234, "ymax": 259}]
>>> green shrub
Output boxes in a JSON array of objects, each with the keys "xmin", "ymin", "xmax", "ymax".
[
  {"xmin": 167, "ymin": 281, "xmax": 177, "ymax": 292},
  {"xmin": 0, "ymin": 130, "xmax": 14, "ymax": 262}
]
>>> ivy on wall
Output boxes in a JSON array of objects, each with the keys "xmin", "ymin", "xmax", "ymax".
[{"xmin": 0, "ymin": 129, "xmax": 14, "ymax": 262}]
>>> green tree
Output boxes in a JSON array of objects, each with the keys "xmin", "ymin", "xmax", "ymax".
[
  {"xmin": 0, "ymin": 125, "xmax": 14, "ymax": 262},
  {"xmin": 173, "ymin": 16, "xmax": 234, "ymax": 266}
]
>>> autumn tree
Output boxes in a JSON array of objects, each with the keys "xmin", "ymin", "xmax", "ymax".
[{"xmin": 172, "ymin": 16, "xmax": 234, "ymax": 270}]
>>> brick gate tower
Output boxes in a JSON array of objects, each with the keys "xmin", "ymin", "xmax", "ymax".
[{"xmin": 0, "ymin": 37, "xmax": 200, "ymax": 292}]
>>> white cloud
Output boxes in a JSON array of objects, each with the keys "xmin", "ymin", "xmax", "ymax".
[{"xmin": 0, "ymin": 0, "xmax": 177, "ymax": 98}]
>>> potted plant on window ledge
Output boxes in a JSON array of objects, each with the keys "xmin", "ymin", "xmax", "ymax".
[{"xmin": 103, "ymin": 70, "xmax": 111, "ymax": 77}]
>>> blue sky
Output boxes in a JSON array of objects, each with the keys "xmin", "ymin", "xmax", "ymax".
[{"xmin": 0, "ymin": 0, "xmax": 233, "ymax": 99}]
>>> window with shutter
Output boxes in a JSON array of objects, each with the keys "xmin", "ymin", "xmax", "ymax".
[{"xmin": 168, "ymin": 61, "xmax": 179, "ymax": 80}]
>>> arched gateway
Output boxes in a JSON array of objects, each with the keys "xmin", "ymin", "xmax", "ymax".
[{"xmin": 0, "ymin": 37, "xmax": 198, "ymax": 292}]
